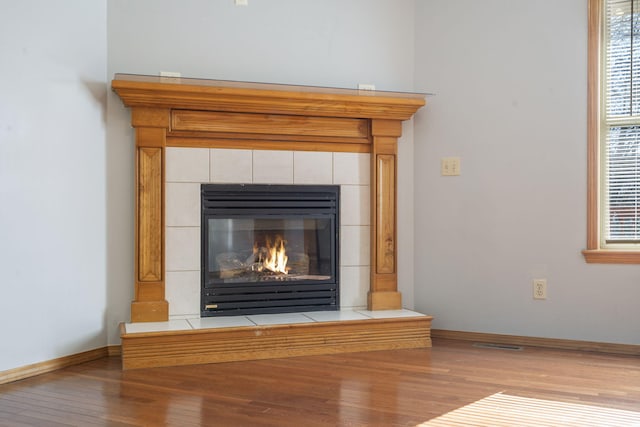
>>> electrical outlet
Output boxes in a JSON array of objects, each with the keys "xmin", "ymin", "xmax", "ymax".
[{"xmin": 533, "ymin": 279, "xmax": 547, "ymax": 300}]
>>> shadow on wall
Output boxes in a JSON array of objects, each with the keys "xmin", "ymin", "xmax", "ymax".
[{"xmin": 81, "ymin": 79, "xmax": 108, "ymax": 124}]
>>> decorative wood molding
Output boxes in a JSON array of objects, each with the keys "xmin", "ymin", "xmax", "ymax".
[
  {"xmin": 171, "ymin": 110, "xmax": 370, "ymax": 138},
  {"xmin": 582, "ymin": 0, "xmax": 640, "ymax": 264},
  {"xmin": 120, "ymin": 316, "xmax": 433, "ymax": 370},
  {"xmin": 585, "ymin": 0, "xmax": 601, "ymax": 254},
  {"xmin": 107, "ymin": 345, "xmax": 123, "ymax": 357},
  {"xmin": 582, "ymin": 249, "xmax": 640, "ymax": 264},
  {"xmin": 167, "ymin": 137, "xmax": 371, "ymax": 153},
  {"xmin": 0, "ymin": 347, "xmax": 111, "ymax": 385},
  {"xmin": 369, "ymin": 120, "xmax": 401, "ymax": 309},
  {"xmin": 112, "ymin": 74, "xmax": 425, "ymax": 121},
  {"xmin": 112, "ymin": 74, "xmax": 426, "ymax": 321},
  {"xmin": 431, "ymin": 329, "xmax": 640, "ymax": 356},
  {"xmin": 136, "ymin": 147, "xmax": 163, "ymax": 282}
]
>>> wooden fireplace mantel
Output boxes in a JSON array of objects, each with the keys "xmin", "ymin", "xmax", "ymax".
[{"xmin": 112, "ymin": 74, "xmax": 426, "ymax": 322}]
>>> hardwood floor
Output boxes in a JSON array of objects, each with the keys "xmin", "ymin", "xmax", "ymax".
[{"xmin": 1, "ymin": 338, "xmax": 639, "ymax": 426}]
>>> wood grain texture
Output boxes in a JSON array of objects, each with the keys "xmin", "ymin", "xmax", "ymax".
[
  {"xmin": 135, "ymin": 281, "xmax": 164, "ymax": 301},
  {"xmin": 431, "ymin": 329, "xmax": 640, "ymax": 356},
  {"xmin": 167, "ymin": 136, "xmax": 372, "ymax": 153},
  {"xmin": 131, "ymin": 107, "xmax": 170, "ymax": 128},
  {"xmin": 107, "ymin": 346, "xmax": 122, "ymax": 357},
  {"xmin": 369, "ymin": 130, "xmax": 400, "ymax": 308},
  {"xmin": 375, "ymin": 154, "xmax": 396, "ymax": 275},
  {"xmin": 130, "ymin": 300, "xmax": 168, "ymax": 323},
  {"xmin": 2, "ymin": 338, "xmax": 640, "ymax": 426},
  {"xmin": 112, "ymin": 74, "xmax": 426, "ymax": 120},
  {"xmin": 582, "ymin": 249, "xmax": 640, "ymax": 264},
  {"xmin": 137, "ymin": 147, "xmax": 163, "ymax": 282},
  {"xmin": 120, "ymin": 316, "xmax": 432, "ymax": 370},
  {"xmin": 585, "ymin": 0, "xmax": 600, "ymax": 253},
  {"xmin": 0, "ymin": 347, "xmax": 109, "ymax": 385},
  {"xmin": 172, "ymin": 110, "xmax": 369, "ymax": 138},
  {"xmin": 369, "ymin": 273, "xmax": 398, "ymax": 294},
  {"xmin": 367, "ymin": 290, "xmax": 402, "ymax": 311},
  {"xmin": 135, "ymin": 126, "xmax": 165, "ymax": 148},
  {"xmin": 371, "ymin": 119, "xmax": 402, "ymax": 137},
  {"xmin": 168, "ymin": 130, "xmax": 371, "ymax": 145}
]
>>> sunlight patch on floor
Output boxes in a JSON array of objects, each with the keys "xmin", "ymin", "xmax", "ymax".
[{"xmin": 418, "ymin": 392, "xmax": 640, "ymax": 426}]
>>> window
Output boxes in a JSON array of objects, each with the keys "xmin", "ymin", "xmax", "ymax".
[{"xmin": 584, "ymin": 0, "xmax": 640, "ymax": 262}]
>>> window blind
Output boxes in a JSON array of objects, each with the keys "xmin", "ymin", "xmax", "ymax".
[{"xmin": 604, "ymin": 0, "xmax": 640, "ymax": 243}]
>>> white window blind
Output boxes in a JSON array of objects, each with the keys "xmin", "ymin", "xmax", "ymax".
[{"xmin": 604, "ymin": 0, "xmax": 640, "ymax": 243}]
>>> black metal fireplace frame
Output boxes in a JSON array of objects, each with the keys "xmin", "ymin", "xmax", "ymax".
[{"xmin": 201, "ymin": 184, "xmax": 340, "ymax": 317}]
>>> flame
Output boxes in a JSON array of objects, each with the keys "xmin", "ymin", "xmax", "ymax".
[{"xmin": 255, "ymin": 235, "xmax": 288, "ymax": 274}]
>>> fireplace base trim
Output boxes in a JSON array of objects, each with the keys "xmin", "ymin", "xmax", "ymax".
[
  {"xmin": 368, "ymin": 290, "xmax": 402, "ymax": 310},
  {"xmin": 131, "ymin": 300, "xmax": 168, "ymax": 323},
  {"xmin": 120, "ymin": 312, "xmax": 432, "ymax": 369}
]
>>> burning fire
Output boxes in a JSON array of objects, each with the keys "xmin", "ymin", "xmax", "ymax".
[{"xmin": 254, "ymin": 235, "xmax": 288, "ymax": 274}]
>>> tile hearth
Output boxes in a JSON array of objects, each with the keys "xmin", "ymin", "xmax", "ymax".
[
  {"xmin": 124, "ymin": 309, "xmax": 426, "ymax": 333},
  {"xmin": 120, "ymin": 309, "xmax": 432, "ymax": 370}
]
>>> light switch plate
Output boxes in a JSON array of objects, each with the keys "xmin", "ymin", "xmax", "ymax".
[{"xmin": 441, "ymin": 157, "xmax": 461, "ymax": 176}]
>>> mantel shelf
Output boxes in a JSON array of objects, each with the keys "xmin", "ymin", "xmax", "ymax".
[{"xmin": 112, "ymin": 73, "xmax": 426, "ymax": 121}]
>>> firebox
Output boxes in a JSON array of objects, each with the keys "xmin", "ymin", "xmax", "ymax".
[{"xmin": 201, "ymin": 184, "xmax": 339, "ymax": 316}]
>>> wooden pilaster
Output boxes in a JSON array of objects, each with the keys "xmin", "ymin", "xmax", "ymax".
[
  {"xmin": 368, "ymin": 119, "xmax": 403, "ymax": 310},
  {"xmin": 131, "ymin": 108, "xmax": 170, "ymax": 322}
]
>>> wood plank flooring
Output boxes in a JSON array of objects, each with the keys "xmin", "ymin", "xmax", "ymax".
[{"xmin": 1, "ymin": 338, "xmax": 639, "ymax": 426}]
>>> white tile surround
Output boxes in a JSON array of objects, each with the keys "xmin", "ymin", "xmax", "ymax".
[
  {"xmin": 125, "ymin": 309, "xmax": 426, "ymax": 334},
  {"xmin": 165, "ymin": 148, "xmax": 371, "ymax": 318}
]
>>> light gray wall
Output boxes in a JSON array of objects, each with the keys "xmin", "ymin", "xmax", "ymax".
[
  {"xmin": 413, "ymin": 0, "xmax": 640, "ymax": 344},
  {"xmin": 0, "ymin": 1, "xmax": 107, "ymax": 371},
  {"xmin": 106, "ymin": 0, "xmax": 417, "ymax": 344},
  {"xmin": 3, "ymin": 0, "xmax": 635, "ymax": 374}
]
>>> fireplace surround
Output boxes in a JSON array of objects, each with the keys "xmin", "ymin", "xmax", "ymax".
[{"xmin": 112, "ymin": 73, "xmax": 426, "ymax": 322}]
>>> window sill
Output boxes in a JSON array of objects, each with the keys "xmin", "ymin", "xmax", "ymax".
[{"xmin": 582, "ymin": 249, "xmax": 640, "ymax": 264}]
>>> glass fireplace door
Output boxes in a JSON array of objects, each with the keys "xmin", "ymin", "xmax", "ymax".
[
  {"xmin": 205, "ymin": 216, "xmax": 335, "ymax": 285},
  {"xmin": 201, "ymin": 184, "xmax": 339, "ymax": 316}
]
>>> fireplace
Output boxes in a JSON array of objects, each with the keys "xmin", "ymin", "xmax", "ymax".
[
  {"xmin": 113, "ymin": 75, "xmax": 431, "ymax": 370},
  {"xmin": 201, "ymin": 184, "xmax": 339, "ymax": 316}
]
